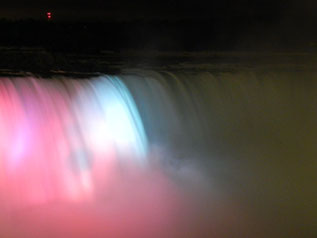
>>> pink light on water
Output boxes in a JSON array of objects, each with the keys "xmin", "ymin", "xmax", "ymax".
[
  {"xmin": 0, "ymin": 76, "xmax": 257, "ymax": 238},
  {"xmin": 0, "ymin": 76, "xmax": 196, "ymax": 238},
  {"xmin": 0, "ymin": 77, "xmax": 149, "ymax": 208}
]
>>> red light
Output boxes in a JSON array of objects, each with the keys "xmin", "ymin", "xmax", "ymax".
[{"xmin": 47, "ymin": 12, "xmax": 52, "ymax": 20}]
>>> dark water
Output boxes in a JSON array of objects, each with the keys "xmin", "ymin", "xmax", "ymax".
[{"xmin": 0, "ymin": 69, "xmax": 316, "ymax": 237}]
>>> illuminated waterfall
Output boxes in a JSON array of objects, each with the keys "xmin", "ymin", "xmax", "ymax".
[
  {"xmin": 0, "ymin": 70, "xmax": 316, "ymax": 238},
  {"xmin": 0, "ymin": 76, "xmax": 148, "ymax": 207}
]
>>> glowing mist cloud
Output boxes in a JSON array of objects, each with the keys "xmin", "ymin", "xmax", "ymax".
[{"xmin": 0, "ymin": 76, "xmax": 148, "ymax": 207}]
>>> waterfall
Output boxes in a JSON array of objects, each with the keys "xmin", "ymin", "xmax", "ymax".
[{"xmin": 0, "ymin": 70, "xmax": 316, "ymax": 237}]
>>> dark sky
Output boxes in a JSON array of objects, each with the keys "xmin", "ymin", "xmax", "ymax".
[{"xmin": 0, "ymin": 0, "xmax": 316, "ymax": 20}]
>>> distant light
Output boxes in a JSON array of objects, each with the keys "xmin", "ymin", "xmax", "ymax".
[{"xmin": 47, "ymin": 12, "xmax": 52, "ymax": 20}]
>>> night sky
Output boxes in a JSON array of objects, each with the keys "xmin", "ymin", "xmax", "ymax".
[
  {"xmin": 1, "ymin": 0, "xmax": 317, "ymax": 52},
  {"xmin": 1, "ymin": 0, "xmax": 316, "ymax": 21}
]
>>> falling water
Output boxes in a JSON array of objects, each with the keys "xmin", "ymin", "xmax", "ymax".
[{"xmin": 0, "ymin": 71, "xmax": 316, "ymax": 237}]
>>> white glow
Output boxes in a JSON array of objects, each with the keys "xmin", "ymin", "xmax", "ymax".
[
  {"xmin": 107, "ymin": 102, "xmax": 136, "ymax": 144},
  {"xmin": 87, "ymin": 118, "xmax": 111, "ymax": 153}
]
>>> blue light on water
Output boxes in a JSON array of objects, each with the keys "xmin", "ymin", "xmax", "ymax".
[{"xmin": 75, "ymin": 76, "xmax": 148, "ymax": 163}]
